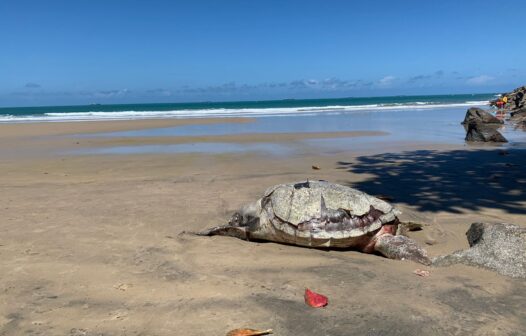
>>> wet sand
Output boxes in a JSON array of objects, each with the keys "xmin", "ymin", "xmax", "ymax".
[{"xmin": 0, "ymin": 119, "xmax": 525, "ymax": 335}]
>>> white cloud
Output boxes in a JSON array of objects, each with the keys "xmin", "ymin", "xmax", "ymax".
[
  {"xmin": 466, "ymin": 75, "xmax": 494, "ymax": 85},
  {"xmin": 378, "ymin": 75, "xmax": 396, "ymax": 87}
]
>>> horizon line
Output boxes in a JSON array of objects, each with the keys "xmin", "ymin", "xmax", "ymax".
[{"xmin": 0, "ymin": 91, "xmax": 498, "ymax": 110}]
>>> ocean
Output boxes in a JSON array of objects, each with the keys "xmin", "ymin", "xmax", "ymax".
[
  {"xmin": 60, "ymin": 91, "xmax": 526, "ymax": 155},
  {"xmin": 0, "ymin": 93, "xmax": 495, "ymax": 122}
]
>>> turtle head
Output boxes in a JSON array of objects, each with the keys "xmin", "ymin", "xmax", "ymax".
[
  {"xmin": 229, "ymin": 202, "xmax": 259, "ymax": 228},
  {"xmin": 195, "ymin": 203, "xmax": 260, "ymax": 241}
]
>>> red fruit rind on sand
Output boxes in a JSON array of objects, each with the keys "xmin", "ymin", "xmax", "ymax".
[{"xmin": 304, "ymin": 288, "xmax": 328, "ymax": 308}]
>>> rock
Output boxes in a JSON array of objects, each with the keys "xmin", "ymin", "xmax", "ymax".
[
  {"xmin": 465, "ymin": 121, "xmax": 507, "ymax": 143},
  {"xmin": 510, "ymin": 107, "xmax": 526, "ymax": 119},
  {"xmin": 510, "ymin": 108, "xmax": 526, "ymax": 127},
  {"xmin": 432, "ymin": 223, "xmax": 526, "ymax": 278},
  {"xmin": 461, "ymin": 107, "xmax": 503, "ymax": 125},
  {"xmin": 490, "ymin": 85, "xmax": 526, "ymax": 110}
]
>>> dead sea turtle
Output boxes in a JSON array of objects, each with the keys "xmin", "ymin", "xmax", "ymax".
[{"xmin": 197, "ymin": 180, "xmax": 430, "ymax": 265}]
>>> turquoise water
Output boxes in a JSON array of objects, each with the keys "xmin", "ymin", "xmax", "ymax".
[{"xmin": 0, "ymin": 93, "xmax": 495, "ymax": 122}]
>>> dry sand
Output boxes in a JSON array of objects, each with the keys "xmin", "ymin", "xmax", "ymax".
[{"xmin": 0, "ymin": 119, "xmax": 525, "ymax": 336}]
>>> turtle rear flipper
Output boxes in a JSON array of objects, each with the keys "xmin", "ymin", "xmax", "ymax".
[{"xmin": 374, "ymin": 234, "xmax": 431, "ymax": 265}]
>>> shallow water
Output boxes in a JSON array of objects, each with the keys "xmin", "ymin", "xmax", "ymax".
[{"xmin": 76, "ymin": 107, "xmax": 526, "ymax": 155}]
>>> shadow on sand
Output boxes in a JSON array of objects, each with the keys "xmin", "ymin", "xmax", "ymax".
[{"xmin": 337, "ymin": 148, "xmax": 526, "ymax": 214}]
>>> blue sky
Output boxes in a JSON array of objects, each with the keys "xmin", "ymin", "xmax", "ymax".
[{"xmin": 1, "ymin": 0, "xmax": 525, "ymax": 106}]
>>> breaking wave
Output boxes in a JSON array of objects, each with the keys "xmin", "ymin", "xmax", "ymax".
[{"xmin": 0, "ymin": 100, "xmax": 490, "ymax": 122}]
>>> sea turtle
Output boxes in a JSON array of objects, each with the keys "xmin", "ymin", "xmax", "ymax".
[{"xmin": 198, "ymin": 180, "xmax": 430, "ymax": 265}]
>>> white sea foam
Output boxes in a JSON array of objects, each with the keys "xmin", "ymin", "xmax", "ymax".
[{"xmin": 0, "ymin": 100, "xmax": 489, "ymax": 122}]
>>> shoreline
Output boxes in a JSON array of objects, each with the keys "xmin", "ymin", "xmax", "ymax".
[
  {"xmin": 3, "ymin": 107, "xmax": 525, "ymax": 159},
  {"xmin": 0, "ymin": 93, "xmax": 494, "ymax": 123},
  {"xmin": 0, "ymin": 117, "xmax": 255, "ymax": 138}
]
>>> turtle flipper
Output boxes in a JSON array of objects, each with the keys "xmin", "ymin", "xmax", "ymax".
[
  {"xmin": 195, "ymin": 225, "xmax": 248, "ymax": 240},
  {"xmin": 374, "ymin": 234, "xmax": 431, "ymax": 265}
]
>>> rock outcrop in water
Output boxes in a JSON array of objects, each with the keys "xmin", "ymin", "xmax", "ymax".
[
  {"xmin": 490, "ymin": 85, "xmax": 526, "ymax": 126},
  {"xmin": 491, "ymin": 85, "xmax": 526, "ymax": 110},
  {"xmin": 462, "ymin": 107, "xmax": 507, "ymax": 142},
  {"xmin": 461, "ymin": 107, "xmax": 503, "ymax": 125},
  {"xmin": 433, "ymin": 223, "xmax": 526, "ymax": 278},
  {"xmin": 465, "ymin": 121, "xmax": 508, "ymax": 142}
]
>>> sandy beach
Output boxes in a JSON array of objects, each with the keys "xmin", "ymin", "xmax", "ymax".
[
  {"xmin": 4, "ymin": 0, "xmax": 526, "ymax": 334},
  {"xmin": 0, "ymin": 117, "xmax": 525, "ymax": 336}
]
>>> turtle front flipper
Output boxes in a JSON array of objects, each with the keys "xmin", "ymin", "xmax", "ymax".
[
  {"xmin": 195, "ymin": 225, "xmax": 248, "ymax": 240},
  {"xmin": 374, "ymin": 234, "xmax": 431, "ymax": 265}
]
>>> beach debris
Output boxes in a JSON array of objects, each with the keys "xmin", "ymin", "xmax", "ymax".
[
  {"xmin": 311, "ymin": 165, "xmax": 321, "ymax": 170},
  {"xmin": 304, "ymin": 288, "xmax": 328, "ymax": 308},
  {"xmin": 113, "ymin": 283, "xmax": 132, "ymax": 291},
  {"xmin": 196, "ymin": 180, "xmax": 431, "ymax": 265},
  {"xmin": 413, "ymin": 269, "xmax": 430, "ymax": 277},
  {"xmin": 433, "ymin": 223, "xmax": 526, "ymax": 278},
  {"xmin": 401, "ymin": 221, "xmax": 424, "ymax": 231},
  {"xmin": 396, "ymin": 221, "xmax": 426, "ymax": 236},
  {"xmin": 425, "ymin": 239, "xmax": 438, "ymax": 246},
  {"xmin": 226, "ymin": 328, "xmax": 273, "ymax": 336}
]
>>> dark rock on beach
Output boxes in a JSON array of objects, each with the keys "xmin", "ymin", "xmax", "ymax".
[
  {"xmin": 461, "ymin": 107, "xmax": 503, "ymax": 125},
  {"xmin": 510, "ymin": 107, "xmax": 526, "ymax": 127},
  {"xmin": 491, "ymin": 85, "xmax": 526, "ymax": 110},
  {"xmin": 461, "ymin": 107, "xmax": 507, "ymax": 142},
  {"xmin": 433, "ymin": 222, "xmax": 526, "ymax": 278},
  {"xmin": 510, "ymin": 106, "xmax": 526, "ymax": 118},
  {"xmin": 464, "ymin": 121, "xmax": 507, "ymax": 143}
]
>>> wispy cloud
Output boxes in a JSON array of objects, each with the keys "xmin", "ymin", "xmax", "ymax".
[
  {"xmin": 8, "ymin": 71, "xmax": 505, "ymax": 103},
  {"xmin": 178, "ymin": 82, "xmax": 263, "ymax": 94},
  {"xmin": 466, "ymin": 75, "xmax": 494, "ymax": 85},
  {"xmin": 175, "ymin": 78, "xmax": 373, "ymax": 95},
  {"xmin": 25, "ymin": 82, "xmax": 41, "ymax": 88},
  {"xmin": 90, "ymin": 89, "xmax": 130, "ymax": 98},
  {"xmin": 280, "ymin": 78, "xmax": 372, "ymax": 91},
  {"xmin": 407, "ymin": 70, "xmax": 444, "ymax": 83},
  {"xmin": 146, "ymin": 88, "xmax": 173, "ymax": 97},
  {"xmin": 11, "ymin": 88, "xmax": 131, "ymax": 99}
]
